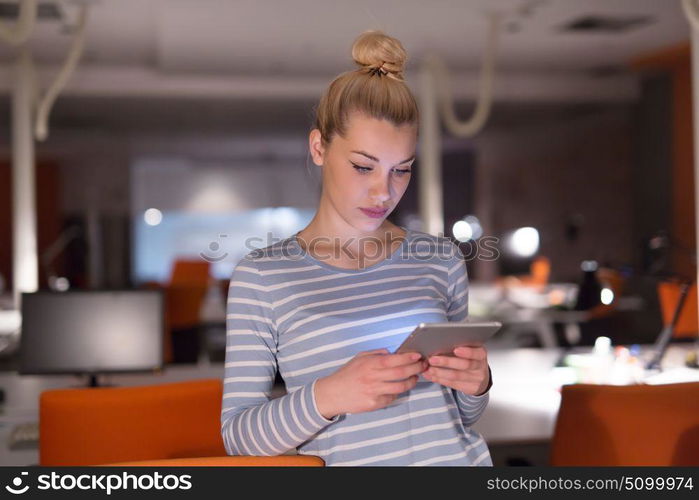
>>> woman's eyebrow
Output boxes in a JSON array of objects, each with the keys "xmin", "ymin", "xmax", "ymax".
[{"xmin": 351, "ymin": 150, "xmax": 416, "ymax": 166}]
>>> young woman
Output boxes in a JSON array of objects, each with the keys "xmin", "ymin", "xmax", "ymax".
[{"xmin": 221, "ymin": 31, "xmax": 493, "ymax": 466}]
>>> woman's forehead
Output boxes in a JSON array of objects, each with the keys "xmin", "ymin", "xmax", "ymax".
[
  {"xmin": 344, "ymin": 112, "xmax": 416, "ymax": 132},
  {"xmin": 340, "ymin": 115, "xmax": 417, "ymax": 151}
]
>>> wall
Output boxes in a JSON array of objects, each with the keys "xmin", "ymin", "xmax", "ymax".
[
  {"xmin": 0, "ymin": 98, "xmax": 644, "ymax": 289},
  {"xmin": 473, "ymin": 106, "xmax": 635, "ymax": 283}
]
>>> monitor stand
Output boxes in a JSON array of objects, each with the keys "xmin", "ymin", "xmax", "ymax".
[{"xmin": 85, "ymin": 374, "xmax": 115, "ymax": 388}]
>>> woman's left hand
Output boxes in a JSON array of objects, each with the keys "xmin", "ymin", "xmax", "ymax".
[{"xmin": 423, "ymin": 345, "xmax": 490, "ymax": 396}]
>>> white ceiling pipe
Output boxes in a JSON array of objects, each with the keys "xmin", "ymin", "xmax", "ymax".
[
  {"xmin": 683, "ymin": 0, "xmax": 699, "ymax": 30},
  {"xmin": 0, "ymin": 65, "xmax": 640, "ymax": 102},
  {"xmin": 0, "ymin": 0, "xmax": 37, "ymax": 46},
  {"xmin": 12, "ymin": 48, "xmax": 39, "ymax": 308},
  {"xmin": 35, "ymin": 4, "xmax": 88, "ymax": 141},
  {"xmin": 3, "ymin": 0, "xmax": 91, "ymax": 308},
  {"xmin": 417, "ymin": 12, "xmax": 501, "ymax": 237},
  {"xmin": 418, "ymin": 60, "xmax": 443, "ymax": 237},
  {"xmin": 430, "ymin": 12, "xmax": 501, "ymax": 138}
]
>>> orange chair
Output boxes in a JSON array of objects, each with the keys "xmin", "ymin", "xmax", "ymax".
[
  {"xmin": 497, "ymin": 256, "xmax": 551, "ymax": 291},
  {"xmin": 167, "ymin": 259, "xmax": 212, "ymax": 362},
  {"xmin": 550, "ymin": 382, "xmax": 699, "ymax": 466},
  {"xmin": 657, "ymin": 281, "xmax": 698, "ymax": 338},
  {"xmin": 528, "ymin": 256, "xmax": 551, "ymax": 288},
  {"xmin": 142, "ymin": 259, "xmax": 212, "ymax": 363},
  {"xmin": 39, "ymin": 379, "xmax": 322, "ymax": 466},
  {"xmin": 170, "ymin": 260, "xmax": 211, "ymax": 287}
]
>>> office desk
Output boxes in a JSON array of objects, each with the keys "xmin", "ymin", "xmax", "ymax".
[
  {"xmin": 473, "ymin": 343, "xmax": 699, "ymax": 445},
  {"xmin": 1, "ymin": 344, "xmax": 697, "ymax": 465},
  {"xmin": 473, "ymin": 347, "xmax": 563, "ymax": 444},
  {"xmin": 0, "ymin": 363, "xmax": 226, "ymax": 466}
]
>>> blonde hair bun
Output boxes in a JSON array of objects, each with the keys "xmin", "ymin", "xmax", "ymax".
[
  {"xmin": 313, "ymin": 30, "xmax": 417, "ymax": 144},
  {"xmin": 351, "ymin": 30, "xmax": 407, "ymax": 81}
]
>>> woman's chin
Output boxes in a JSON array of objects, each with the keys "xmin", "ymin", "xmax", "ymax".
[{"xmin": 357, "ymin": 218, "xmax": 385, "ymax": 231}]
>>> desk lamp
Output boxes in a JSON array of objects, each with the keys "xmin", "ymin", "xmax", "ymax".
[{"xmin": 646, "ymin": 282, "xmax": 692, "ymax": 370}]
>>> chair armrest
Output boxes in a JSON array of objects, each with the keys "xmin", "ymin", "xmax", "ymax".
[{"xmin": 103, "ymin": 455, "xmax": 324, "ymax": 467}]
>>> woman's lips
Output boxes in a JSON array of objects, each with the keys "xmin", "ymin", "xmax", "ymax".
[{"xmin": 360, "ymin": 207, "xmax": 388, "ymax": 218}]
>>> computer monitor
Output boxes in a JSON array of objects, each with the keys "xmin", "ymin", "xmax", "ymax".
[{"xmin": 19, "ymin": 290, "xmax": 163, "ymax": 386}]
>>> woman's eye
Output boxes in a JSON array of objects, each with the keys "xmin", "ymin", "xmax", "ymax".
[
  {"xmin": 352, "ymin": 164, "xmax": 411, "ymax": 176},
  {"xmin": 352, "ymin": 164, "xmax": 372, "ymax": 173}
]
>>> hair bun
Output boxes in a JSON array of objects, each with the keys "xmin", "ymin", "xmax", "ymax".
[{"xmin": 351, "ymin": 30, "xmax": 407, "ymax": 80}]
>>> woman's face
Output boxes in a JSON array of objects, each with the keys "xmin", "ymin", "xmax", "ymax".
[{"xmin": 310, "ymin": 112, "xmax": 417, "ymax": 233}]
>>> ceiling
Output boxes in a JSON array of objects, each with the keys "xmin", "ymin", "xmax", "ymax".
[
  {"xmin": 0, "ymin": 0, "xmax": 687, "ymax": 134},
  {"xmin": 0, "ymin": 0, "xmax": 690, "ymax": 76}
]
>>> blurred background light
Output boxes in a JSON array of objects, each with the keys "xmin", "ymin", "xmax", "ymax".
[
  {"xmin": 581, "ymin": 260, "xmax": 598, "ymax": 272},
  {"xmin": 509, "ymin": 227, "xmax": 539, "ymax": 257},
  {"xmin": 144, "ymin": 208, "xmax": 163, "ymax": 226},
  {"xmin": 600, "ymin": 287, "xmax": 614, "ymax": 305},
  {"xmin": 453, "ymin": 215, "xmax": 483, "ymax": 242},
  {"xmin": 452, "ymin": 220, "xmax": 473, "ymax": 242},
  {"xmin": 48, "ymin": 275, "xmax": 71, "ymax": 292},
  {"xmin": 274, "ymin": 207, "xmax": 301, "ymax": 232}
]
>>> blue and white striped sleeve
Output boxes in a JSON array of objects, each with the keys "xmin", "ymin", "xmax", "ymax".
[
  {"xmin": 446, "ymin": 244, "xmax": 469, "ymax": 323},
  {"xmin": 446, "ymin": 244, "xmax": 491, "ymax": 427},
  {"xmin": 220, "ymin": 256, "xmax": 336, "ymax": 456}
]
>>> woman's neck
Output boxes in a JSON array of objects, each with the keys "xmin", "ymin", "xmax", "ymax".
[{"xmin": 296, "ymin": 212, "xmax": 405, "ymax": 262}]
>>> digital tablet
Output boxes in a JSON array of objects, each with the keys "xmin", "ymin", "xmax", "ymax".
[{"xmin": 395, "ymin": 321, "xmax": 502, "ymax": 358}]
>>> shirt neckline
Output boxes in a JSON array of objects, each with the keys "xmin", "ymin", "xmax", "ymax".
[{"xmin": 290, "ymin": 226, "xmax": 411, "ymax": 274}]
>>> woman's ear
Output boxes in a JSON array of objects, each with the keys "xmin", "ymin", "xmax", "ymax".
[{"xmin": 309, "ymin": 129, "xmax": 325, "ymax": 167}]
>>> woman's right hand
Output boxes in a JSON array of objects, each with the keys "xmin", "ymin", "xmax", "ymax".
[{"xmin": 314, "ymin": 349, "xmax": 427, "ymax": 419}]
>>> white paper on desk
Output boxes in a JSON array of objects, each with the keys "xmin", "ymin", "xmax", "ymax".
[{"xmin": 643, "ymin": 367, "xmax": 699, "ymax": 385}]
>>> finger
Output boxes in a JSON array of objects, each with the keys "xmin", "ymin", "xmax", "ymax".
[
  {"xmin": 376, "ymin": 351, "xmax": 422, "ymax": 369},
  {"xmin": 421, "ymin": 368, "xmax": 453, "ymax": 388},
  {"xmin": 423, "ymin": 372, "xmax": 481, "ymax": 394},
  {"xmin": 428, "ymin": 355, "xmax": 474, "ymax": 371},
  {"xmin": 423, "ymin": 366, "xmax": 469, "ymax": 382},
  {"xmin": 382, "ymin": 360, "xmax": 428, "ymax": 381},
  {"xmin": 356, "ymin": 348, "xmax": 390, "ymax": 357},
  {"xmin": 453, "ymin": 345, "xmax": 487, "ymax": 361},
  {"xmin": 376, "ymin": 376, "xmax": 419, "ymax": 395}
]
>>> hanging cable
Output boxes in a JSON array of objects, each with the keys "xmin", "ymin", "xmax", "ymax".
[
  {"xmin": 682, "ymin": 0, "xmax": 699, "ymax": 31},
  {"xmin": 428, "ymin": 12, "xmax": 502, "ymax": 138},
  {"xmin": 0, "ymin": 0, "xmax": 37, "ymax": 46},
  {"xmin": 35, "ymin": 4, "xmax": 89, "ymax": 141}
]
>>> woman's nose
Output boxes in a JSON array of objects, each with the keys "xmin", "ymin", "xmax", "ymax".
[{"xmin": 369, "ymin": 177, "xmax": 391, "ymax": 202}]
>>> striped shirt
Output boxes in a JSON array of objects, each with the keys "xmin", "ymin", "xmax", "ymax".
[{"xmin": 221, "ymin": 227, "xmax": 492, "ymax": 466}]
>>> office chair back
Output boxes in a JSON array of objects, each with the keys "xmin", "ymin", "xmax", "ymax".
[
  {"xmin": 170, "ymin": 260, "xmax": 211, "ymax": 287},
  {"xmin": 550, "ymin": 382, "xmax": 699, "ymax": 466},
  {"xmin": 658, "ymin": 281, "xmax": 698, "ymax": 338},
  {"xmin": 40, "ymin": 379, "xmax": 227, "ymax": 466}
]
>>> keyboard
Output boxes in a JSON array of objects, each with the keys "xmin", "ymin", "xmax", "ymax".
[{"xmin": 8, "ymin": 422, "xmax": 39, "ymax": 451}]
